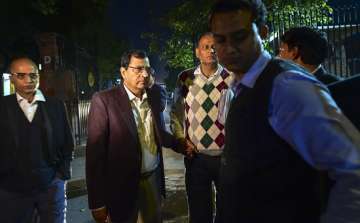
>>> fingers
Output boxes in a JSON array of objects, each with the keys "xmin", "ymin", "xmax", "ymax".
[
  {"xmin": 185, "ymin": 139, "xmax": 197, "ymax": 158},
  {"xmin": 91, "ymin": 207, "xmax": 108, "ymax": 223}
]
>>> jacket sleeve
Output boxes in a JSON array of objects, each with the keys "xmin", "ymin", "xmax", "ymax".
[
  {"xmin": 86, "ymin": 93, "xmax": 109, "ymax": 209},
  {"xmin": 58, "ymin": 101, "xmax": 74, "ymax": 180},
  {"xmin": 170, "ymin": 76, "xmax": 186, "ymax": 140}
]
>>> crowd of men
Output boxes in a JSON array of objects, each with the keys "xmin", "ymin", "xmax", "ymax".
[{"xmin": 1, "ymin": 0, "xmax": 359, "ymax": 223}]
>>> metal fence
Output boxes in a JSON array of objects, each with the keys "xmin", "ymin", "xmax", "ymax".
[
  {"xmin": 66, "ymin": 100, "xmax": 91, "ymax": 145},
  {"xmin": 269, "ymin": 4, "xmax": 360, "ymax": 78}
]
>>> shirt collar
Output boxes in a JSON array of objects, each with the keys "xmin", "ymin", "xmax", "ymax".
[
  {"xmin": 194, "ymin": 64, "xmax": 224, "ymax": 80},
  {"xmin": 239, "ymin": 50, "xmax": 271, "ymax": 88},
  {"xmin": 123, "ymin": 84, "xmax": 147, "ymax": 102},
  {"xmin": 16, "ymin": 89, "xmax": 46, "ymax": 104},
  {"xmin": 311, "ymin": 65, "xmax": 322, "ymax": 74}
]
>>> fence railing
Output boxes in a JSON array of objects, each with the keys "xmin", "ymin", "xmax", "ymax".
[
  {"xmin": 66, "ymin": 99, "xmax": 91, "ymax": 145},
  {"xmin": 269, "ymin": 4, "xmax": 360, "ymax": 78}
]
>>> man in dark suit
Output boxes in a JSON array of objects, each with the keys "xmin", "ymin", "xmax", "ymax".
[
  {"xmin": 278, "ymin": 26, "xmax": 340, "ymax": 84},
  {"xmin": 209, "ymin": 1, "xmax": 360, "ymax": 222},
  {"xmin": 0, "ymin": 56, "xmax": 74, "ymax": 222},
  {"xmin": 328, "ymin": 74, "xmax": 360, "ymax": 130},
  {"xmin": 86, "ymin": 50, "xmax": 183, "ymax": 223}
]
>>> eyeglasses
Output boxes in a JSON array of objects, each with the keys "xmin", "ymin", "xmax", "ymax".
[
  {"xmin": 128, "ymin": 66, "xmax": 155, "ymax": 75},
  {"xmin": 11, "ymin": 72, "xmax": 39, "ymax": 80}
]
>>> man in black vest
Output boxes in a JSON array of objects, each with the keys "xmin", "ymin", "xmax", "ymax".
[
  {"xmin": 278, "ymin": 26, "xmax": 340, "ymax": 85},
  {"xmin": 209, "ymin": 1, "xmax": 360, "ymax": 222},
  {"xmin": 0, "ymin": 56, "xmax": 74, "ymax": 223},
  {"xmin": 328, "ymin": 74, "xmax": 360, "ymax": 130}
]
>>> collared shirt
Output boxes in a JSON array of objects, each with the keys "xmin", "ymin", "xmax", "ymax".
[
  {"xmin": 231, "ymin": 51, "xmax": 360, "ymax": 222},
  {"xmin": 171, "ymin": 64, "xmax": 234, "ymax": 156},
  {"xmin": 123, "ymin": 84, "xmax": 159, "ymax": 173},
  {"xmin": 16, "ymin": 90, "xmax": 46, "ymax": 122},
  {"xmin": 311, "ymin": 64, "xmax": 322, "ymax": 74},
  {"xmin": 193, "ymin": 64, "xmax": 224, "ymax": 83}
]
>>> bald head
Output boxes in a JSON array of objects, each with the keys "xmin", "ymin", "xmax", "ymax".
[
  {"xmin": 9, "ymin": 57, "xmax": 38, "ymax": 74},
  {"xmin": 9, "ymin": 56, "xmax": 40, "ymax": 102}
]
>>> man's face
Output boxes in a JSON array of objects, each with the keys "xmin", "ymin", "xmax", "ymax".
[
  {"xmin": 196, "ymin": 35, "xmax": 218, "ymax": 65},
  {"xmin": 210, "ymin": 10, "xmax": 266, "ymax": 76},
  {"xmin": 121, "ymin": 56, "xmax": 151, "ymax": 93},
  {"xmin": 10, "ymin": 58, "xmax": 39, "ymax": 96},
  {"xmin": 278, "ymin": 42, "xmax": 297, "ymax": 61}
]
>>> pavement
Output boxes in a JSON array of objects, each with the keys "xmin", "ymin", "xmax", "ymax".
[{"xmin": 66, "ymin": 145, "xmax": 188, "ymax": 223}]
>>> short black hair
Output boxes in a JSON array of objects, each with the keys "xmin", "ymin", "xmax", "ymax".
[
  {"xmin": 196, "ymin": 32, "xmax": 214, "ymax": 48},
  {"xmin": 209, "ymin": 0, "xmax": 267, "ymax": 29},
  {"xmin": 120, "ymin": 49, "xmax": 148, "ymax": 69},
  {"xmin": 280, "ymin": 26, "xmax": 328, "ymax": 65}
]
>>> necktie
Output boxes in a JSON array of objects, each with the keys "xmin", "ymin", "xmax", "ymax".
[{"xmin": 136, "ymin": 100, "xmax": 157, "ymax": 155}]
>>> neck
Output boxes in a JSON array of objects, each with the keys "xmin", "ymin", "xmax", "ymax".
[
  {"xmin": 307, "ymin": 64, "xmax": 320, "ymax": 74},
  {"xmin": 295, "ymin": 59, "xmax": 318, "ymax": 74},
  {"xmin": 18, "ymin": 92, "xmax": 35, "ymax": 103},
  {"xmin": 200, "ymin": 63, "xmax": 218, "ymax": 78}
]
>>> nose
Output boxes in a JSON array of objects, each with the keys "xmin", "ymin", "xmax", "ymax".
[
  {"xmin": 24, "ymin": 74, "xmax": 33, "ymax": 82},
  {"xmin": 140, "ymin": 70, "xmax": 149, "ymax": 77}
]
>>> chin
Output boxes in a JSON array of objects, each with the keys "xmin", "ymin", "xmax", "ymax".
[{"xmin": 137, "ymin": 84, "xmax": 145, "ymax": 90}]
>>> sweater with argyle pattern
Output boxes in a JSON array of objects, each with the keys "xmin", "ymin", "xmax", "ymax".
[{"xmin": 170, "ymin": 65, "xmax": 233, "ymax": 156}]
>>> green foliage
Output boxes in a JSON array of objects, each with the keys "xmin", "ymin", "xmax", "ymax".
[
  {"xmin": 265, "ymin": 0, "xmax": 332, "ymax": 54},
  {"xmin": 32, "ymin": 0, "xmax": 58, "ymax": 15},
  {"xmin": 144, "ymin": 0, "xmax": 331, "ymax": 90},
  {"xmin": 145, "ymin": 0, "xmax": 214, "ymax": 71}
]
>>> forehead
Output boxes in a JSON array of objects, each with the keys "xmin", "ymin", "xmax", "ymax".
[
  {"xmin": 11, "ymin": 59, "xmax": 37, "ymax": 71},
  {"xmin": 198, "ymin": 35, "xmax": 215, "ymax": 45},
  {"xmin": 129, "ymin": 56, "xmax": 150, "ymax": 66},
  {"xmin": 211, "ymin": 10, "xmax": 253, "ymax": 34},
  {"xmin": 280, "ymin": 42, "xmax": 289, "ymax": 48}
]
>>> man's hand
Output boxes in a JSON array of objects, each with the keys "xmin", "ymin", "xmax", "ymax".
[
  {"xmin": 184, "ymin": 139, "xmax": 197, "ymax": 158},
  {"xmin": 91, "ymin": 207, "xmax": 110, "ymax": 223}
]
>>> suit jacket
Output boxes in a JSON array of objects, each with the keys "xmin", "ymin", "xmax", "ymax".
[
  {"xmin": 328, "ymin": 74, "xmax": 360, "ymax": 130},
  {"xmin": 86, "ymin": 84, "xmax": 179, "ymax": 222},
  {"xmin": 0, "ymin": 94, "xmax": 74, "ymax": 182},
  {"xmin": 314, "ymin": 66, "xmax": 340, "ymax": 85}
]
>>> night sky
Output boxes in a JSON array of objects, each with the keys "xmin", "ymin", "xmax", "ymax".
[
  {"xmin": 108, "ymin": 0, "xmax": 180, "ymax": 48},
  {"xmin": 106, "ymin": 0, "xmax": 182, "ymax": 82}
]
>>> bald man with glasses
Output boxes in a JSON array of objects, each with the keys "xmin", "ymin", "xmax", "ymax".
[{"xmin": 0, "ymin": 56, "xmax": 74, "ymax": 223}]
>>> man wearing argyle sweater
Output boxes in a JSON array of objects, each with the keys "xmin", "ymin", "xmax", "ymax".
[{"xmin": 170, "ymin": 32, "xmax": 233, "ymax": 223}]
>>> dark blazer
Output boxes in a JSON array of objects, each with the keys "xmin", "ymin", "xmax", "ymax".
[
  {"xmin": 86, "ymin": 84, "xmax": 179, "ymax": 222},
  {"xmin": 328, "ymin": 74, "xmax": 360, "ymax": 130},
  {"xmin": 314, "ymin": 66, "xmax": 340, "ymax": 85},
  {"xmin": 0, "ymin": 94, "xmax": 74, "ymax": 181}
]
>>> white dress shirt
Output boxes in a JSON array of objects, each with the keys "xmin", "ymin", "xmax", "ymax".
[{"xmin": 16, "ymin": 90, "xmax": 46, "ymax": 122}]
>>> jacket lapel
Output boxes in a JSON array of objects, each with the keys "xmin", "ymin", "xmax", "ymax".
[
  {"xmin": 116, "ymin": 85, "xmax": 139, "ymax": 143},
  {"xmin": 146, "ymin": 88, "xmax": 161, "ymax": 147}
]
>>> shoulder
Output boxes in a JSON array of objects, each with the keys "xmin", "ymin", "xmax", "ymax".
[
  {"xmin": 0, "ymin": 95, "xmax": 15, "ymax": 112},
  {"xmin": 148, "ymin": 83, "xmax": 166, "ymax": 99},
  {"xmin": 178, "ymin": 67, "xmax": 196, "ymax": 83},
  {"xmin": 274, "ymin": 69, "xmax": 325, "ymax": 90},
  {"xmin": 1, "ymin": 94, "xmax": 15, "ymax": 104},
  {"xmin": 92, "ymin": 86, "xmax": 122, "ymax": 102},
  {"xmin": 149, "ymin": 83, "xmax": 165, "ymax": 93},
  {"xmin": 271, "ymin": 69, "xmax": 332, "ymax": 111}
]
